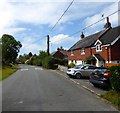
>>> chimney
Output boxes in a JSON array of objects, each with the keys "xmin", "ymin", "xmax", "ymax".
[
  {"xmin": 104, "ymin": 17, "xmax": 111, "ymax": 29},
  {"xmin": 81, "ymin": 32, "xmax": 85, "ymax": 39}
]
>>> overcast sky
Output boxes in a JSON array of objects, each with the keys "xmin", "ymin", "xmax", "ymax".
[{"xmin": 0, "ymin": 0, "xmax": 119, "ymax": 55}]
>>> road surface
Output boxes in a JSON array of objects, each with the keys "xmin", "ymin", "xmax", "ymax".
[{"xmin": 2, "ymin": 64, "xmax": 118, "ymax": 111}]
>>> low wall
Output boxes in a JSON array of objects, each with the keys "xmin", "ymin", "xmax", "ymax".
[
  {"xmin": 58, "ymin": 65, "xmax": 68, "ymax": 73},
  {"xmin": 106, "ymin": 63, "xmax": 120, "ymax": 67}
]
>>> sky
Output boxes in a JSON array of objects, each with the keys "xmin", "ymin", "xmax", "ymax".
[{"xmin": 0, "ymin": 0, "xmax": 120, "ymax": 55}]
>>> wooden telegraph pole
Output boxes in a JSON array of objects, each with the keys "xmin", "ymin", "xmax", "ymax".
[{"xmin": 47, "ymin": 35, "xmax": 50, "ymax": 55}]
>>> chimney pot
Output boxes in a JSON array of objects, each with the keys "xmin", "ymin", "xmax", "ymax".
[
  {"xmin": 104, "ymin": 17, "xmax": 111, "ymax": 29},
  {"xmin": 81, "ymin": 32, "xmax": 85, "ymax": 39}
]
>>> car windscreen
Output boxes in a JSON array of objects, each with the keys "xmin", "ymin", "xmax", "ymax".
[{"xmin": 74, "ymin": 65, "xmax": 83, "ymax": 69}]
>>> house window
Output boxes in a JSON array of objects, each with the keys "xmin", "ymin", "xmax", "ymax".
[
  {"xmin": 81, "ymin": 48, "xmax": 85, "ymax": 54},
  {"xmin": 71, "ymin": 50, "xmax": 74, "ymax": 56},
  {"xmin": 96, "ymin": 45, "xmax": 102, "ymax": 52}
]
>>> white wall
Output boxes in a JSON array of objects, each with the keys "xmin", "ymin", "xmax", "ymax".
[
  {"xmin": 106, "ymin": 60, "xmax": 120, "ymax": 64},
  {"xmin": 68, "ymin": 60, "xmax": 84, "ymax": 65}
]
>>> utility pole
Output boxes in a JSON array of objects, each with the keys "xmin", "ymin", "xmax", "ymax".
[{"xmin": 47, "ymin": 35, "xmax": 50, "ymax": 55}]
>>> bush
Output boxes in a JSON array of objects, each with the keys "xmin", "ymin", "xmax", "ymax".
[
  {"xmin": 109, "ymin": 66, "xmax": 120, "ymax": 92},
  {"xmin": 42, "ymin": 56, "xmax": 58, "ymax": 69},
  {"xmin": 68, "ymin": 62, "xmax": 75, "ymax": 68},
  {"xmin": 56, "ymin": 59, "xmax": 68, "ymax": 66}
]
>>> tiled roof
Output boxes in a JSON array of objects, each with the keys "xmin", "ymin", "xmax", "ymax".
[
  {"xmin": 68, "ymin": 26, "xmax": 120, "ymax": 51},
  {"xmin": 99, "ymin": 26, "xmax": 120, "ymax": 45},
  {"xmin": 51, "ymin": 50, "xmax": 67, "ymax": 56}
]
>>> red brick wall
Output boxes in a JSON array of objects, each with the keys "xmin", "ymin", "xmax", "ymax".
[
  {"xmin": 91, "ymin": 46, "xmax": 112, "ymax": 61},
  {"xmin": 67, "ymin": 48, "xmax": 91, "ymax": 60},
  {"xmin": 68, "ymin": 40, "xmax": 120, "ymax": 62},
  {"xmin": 111, "ymin": 39, "xmax": 120, "ymax": 60}
]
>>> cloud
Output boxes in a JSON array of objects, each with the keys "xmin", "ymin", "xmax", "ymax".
[
  {"xmin": 84, "ymin": 2, "xmax": 119, "ymax": 29},
  {"xmin": 1, "ymin": 0, "xmax": 119, "ymax": 54},
  {"xmin": 20, "ymin": 36, "xmax": 47, "ymax": 54},
  {"xmin": 50, "ymin": 34, "xmax": 78, "ymax": 44},
  {"xmin": 50, "ymin": 34, "xmax": 69, "ymax": 44}
]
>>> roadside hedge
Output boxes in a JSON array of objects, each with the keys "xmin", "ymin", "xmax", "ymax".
[
  {"xmin": 109, "ymin": 66, "xmax": 120, "ymax": 92},
  {"xmin": 42, "ymin": 56, "xmax": 58, "ymax": 69}
]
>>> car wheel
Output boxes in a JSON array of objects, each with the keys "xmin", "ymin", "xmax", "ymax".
[{"xmin": 75, "ymin": 73, "xmax": 82, "ymax": 79}]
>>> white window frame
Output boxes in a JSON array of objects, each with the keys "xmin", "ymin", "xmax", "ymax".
[
  {"xmin": 71, "ymin": 50, "xmax": 74, "ymax": 56},
  {"xmin": 96, "ymin": 44, "xmax": 102, "ymax": 52},
  {"xmin": 81, "ymin": 48, "xmax": 85, "ymax": 55}
]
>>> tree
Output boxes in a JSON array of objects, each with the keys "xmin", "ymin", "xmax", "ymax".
[
  {"xmin": 28, "ymin": 52, "xmax": 33, "ymax": 58},
  {"xmin": 2, "ymin": 34, "xmax": 22, "ymax": 65},
  {"xmin": 39, "ymin": 51, "xmax": 48, "ymax": 60}
]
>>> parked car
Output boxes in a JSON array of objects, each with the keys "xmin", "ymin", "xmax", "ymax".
[
  {"xmin": 66, "ymin": 64, "xmax": 85, "ymax": 77},
  {"xmin": 89, "ymin": 68, "xmax": 111, "ymax": 88},
  {"xmin": 67, "ymin": 64, "xmax": 96, "ymax": 79}
]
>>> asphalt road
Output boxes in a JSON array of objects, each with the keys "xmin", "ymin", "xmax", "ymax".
[{"xmin": 2, "ymin": 64, "xmax": 118, "ymax": 111}]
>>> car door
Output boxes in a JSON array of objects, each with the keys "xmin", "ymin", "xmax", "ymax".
[{"xmin": 81, "ymin": 66, "xmax": 96, "ymax": 77}]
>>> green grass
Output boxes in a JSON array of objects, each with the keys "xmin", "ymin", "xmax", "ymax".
[
  {"xmin": 0, "ymin": 65, "xmax": 18, "ymax": 80},
  {"xmin": 100, "ymin": 90, "xmax": 120, "ymax": 110}
]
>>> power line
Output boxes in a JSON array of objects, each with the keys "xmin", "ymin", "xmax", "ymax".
[
  {"xmin": 49, "ymin": 0, "xmax": 75, "ymax": 33},
  {"xmin": 83, "ymin": 9, "xmax": 120, "ymax": 31},
  {"xmin": 51, "ymin": 9, "xmax": 120, "ymax": 44},
  {"xmin": 30, "ymin": 0, "xmax": 75, "ymax": 45}
]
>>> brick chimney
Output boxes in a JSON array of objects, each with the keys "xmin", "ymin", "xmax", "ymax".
[
  {"xmin": 80, "ymin": 32, "xmax": 85, "ymax": 39},
  {"xmin": 104, "ymin": 17, "xmax": 111, "ymax": 29}
]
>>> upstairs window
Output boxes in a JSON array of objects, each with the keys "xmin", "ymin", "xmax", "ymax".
[
  {"xmin": 95, "ymin": 40, "xmax": 102, "ymax": 52},
  {"xmin": 96, "ymin": 45, "xmax": 102, "ymax": 52},
  {"xmin": 71, "ymin": 50, "xmax": 74, "ymax": 56},
  {"xmin": 81, "ymin": 48, "xmax": 85, "ymax": 54}
]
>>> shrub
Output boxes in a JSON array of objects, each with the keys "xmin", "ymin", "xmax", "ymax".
[
  {"xmin": 68, "ymin": 62, "xmax": 75, "ymax": 68},
  {"xmin": 85, "ymin": 55, "xmax": 96, "ymax": 64},
  {"xmin": 109, "ymin": 66, "xmax": 120, "ymax": 92},
  {"xmin": 56, "ymin": 59, "xmax": 68, "ymax": 66},
  {"xmin": 42, "ymin": 56, "xmax": 58, "ymax": 69}
]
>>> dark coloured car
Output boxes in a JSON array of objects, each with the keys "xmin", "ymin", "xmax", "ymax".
[{"xmin": 89, "ymin": 68, "xmax": 111, "ymax": 89}]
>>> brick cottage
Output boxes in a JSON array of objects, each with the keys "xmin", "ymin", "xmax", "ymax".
[{"xmin": 67, "ymin": 17, "xmax": 120, "ymax": 67}]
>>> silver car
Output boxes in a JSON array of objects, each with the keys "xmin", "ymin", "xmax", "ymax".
[
  {"xmin": 66, "ymin": 64, "xmax": 84, "ymax": 76},
  {"xmin": 67, "ymin": 64, "xmax": 96, "ymax": 79}
]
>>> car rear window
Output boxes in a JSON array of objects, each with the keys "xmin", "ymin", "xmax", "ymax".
[{"xmin": 94, "ymin": 69, "xmax": 108, "ymax": 74}]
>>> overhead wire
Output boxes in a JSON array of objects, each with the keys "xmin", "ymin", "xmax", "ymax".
[
  {"xmin": 51, "ymin": 9, "xmax": 120, "ymax": 44},
  {"xmin": 28, "ymin": 0, "xmax": 75, "ymax": 45},
  {"xmin": 49, "ymin": 0, "xmax": 75, "ymax": 34}
]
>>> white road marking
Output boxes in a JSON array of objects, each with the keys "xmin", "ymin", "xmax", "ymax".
[
  {"xmin": 52, "ymin": 70, "xmax": 101, "ymax": 96},
  {"xmin": 70, "ymin": 79, "xmax": 80, "ymax": 85},
  {"xmin": 20, "ymin": 69, "xmax": 28, "ymax": 71},
  {"xmin": 18, "ymin": 101, "xmax": 23, "ymax": 104},
  {"xmin": 35, "ymin": 68, "xmax": 43, "ymax": 70}
]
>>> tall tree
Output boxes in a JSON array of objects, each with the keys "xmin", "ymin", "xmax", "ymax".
[
  {"xmin": 28, "ymin": 52, "xmax": 33, "ymax": 58},
  {"xmin": 2, "ymin": 34, "xmax": 22, "ymax": 65}
]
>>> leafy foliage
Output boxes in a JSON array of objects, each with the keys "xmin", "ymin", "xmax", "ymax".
[
  {"xmin": 42, "ymin": 56, "xmax": 58, "ymax": 69},
  {"xmin": 2, "ymin": 34, "xmax": 22, "ymax": 65},
  {"xmin": 68, "ymin": 62, "xmax": 75, "ymax": 68},
  {"xmin": 85, "ymin": 55, "xmax": 96, "ymax": 64},
  {"xmin": 109, "ymin": 66, "xmax": 120, "ymax": 92}
]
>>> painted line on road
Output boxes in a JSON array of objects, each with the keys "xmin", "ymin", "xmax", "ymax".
[
  {"xmin": 55, "ymin": 71, "xmax": 68, "ymax": 78},
  {"xmin": 20, "ymin": 69, "xmax": 28, "ymax": 71},
  {"xmin": 81, "ymin": 85, "xmax": 101, "ymax": 96},
  {"xmin": 70, "ymin": 79, "xmax": 80, "ymax": 85},
  {"xmin": 51, "ymin": 70, "xmax": 101, "ymax": 96},
  {"xmin": 35, "ymin": 68, "xmax": 43, "ymax": 70}
]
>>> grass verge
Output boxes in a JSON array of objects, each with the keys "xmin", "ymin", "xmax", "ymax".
[
  {"xmin": 100, "ymin": 90, "xmax": 120, "ymax": 110},
  {"xmin": 0, "ymin": 65, "xmax": 18, "ymax": 80}
]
